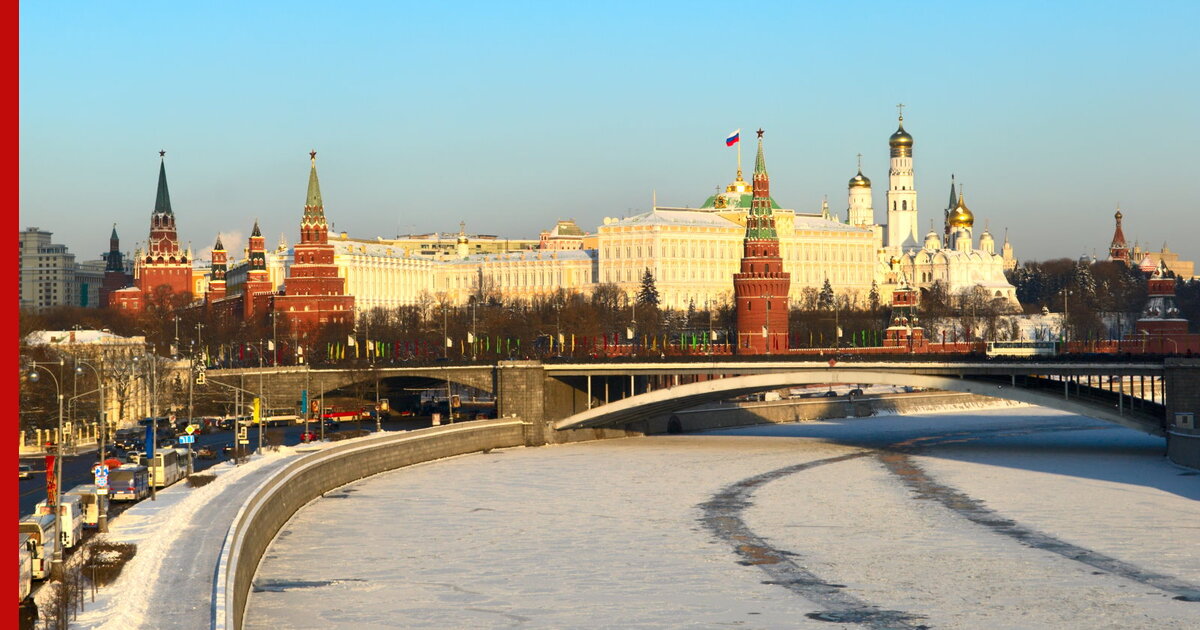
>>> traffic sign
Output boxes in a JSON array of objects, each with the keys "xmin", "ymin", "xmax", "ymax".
[
  {"xmin": 185, "ymin": 424, "xmax": 198, "ymax": 435},
  {"xmin": 178, "ymin": 435, "xmax": 195, "ymax": 444},
  {"xmin": 92, "ymin": 464, "xmax": 109, "ymax": 488},
  {"xmin": 238, "ymin": 439, "xmax": 249, "ymax": 445}
]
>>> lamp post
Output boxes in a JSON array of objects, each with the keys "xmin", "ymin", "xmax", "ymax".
[
  {"xmin": 73, "ymin": 358, "xmax": 108, "ymax": 531},
  {"xmin": 133, "ymin": 353, "xmax": 159, "ymax": 500},
  {"xmin": 28, "ymin": 360, "xmax": 65, "ymax": 577}
]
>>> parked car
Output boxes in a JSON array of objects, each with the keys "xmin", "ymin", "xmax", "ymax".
[
  {"xmin": 19, "ymin": 464, "xmax": 33, "ymax": 479},
  {"xmin": 221, "ymin": 443, "xmax": 237, "ymax": 457},
  {"xmin": 299, "ymin": 431, "xmax": 318, "ymax": 443},
  {"xmin": 821, "ymin": 389, "xmax": 838, "ymax": 398},
  {"xmin": 126, "ymin": 451, "xmax": 144, "ymax": 464},
  {"xmin": 848, "ymin": 388, "xmax": 864, "ymax": 397},
  {"xmin": 196, "ymin": 446, "xmax": 217, "ymax": 460}
]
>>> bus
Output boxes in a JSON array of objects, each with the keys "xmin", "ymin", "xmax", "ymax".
[
  {"xmin": 64, "ymin": 484, "xmax": 110, "ymax": 529},
  {"xmin": 136, "ymin": 449, "xmax": 184, "ymax": 488},
  {"xmin": 19, "ymin": 534, "xmax": 33, "ymax": 603},
  {"xmin": 985, "ymin": 340, "xmax": 1058, "ymax": 357},
  {"xmin": 109, "ymin": 465, "xmax": 150, "ymax": 501},
  {"xmin": 35, "ymin": 495, "xmax": 84, "ymax": 549},
  {"xmin": 18, "ymin": 514, "xmax": 56, "ymax": 581}
]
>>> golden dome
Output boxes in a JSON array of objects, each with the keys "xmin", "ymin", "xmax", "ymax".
[
  {"xmin": 848, "ymin": 170, "xmax": 871, "ymax": 188},
  {"xmin": 889, "ymin": 123, "xmax": 913, "ymax": 148},
  {"xmin": 948, "ymin": 195, "xmax": 974, "ymax": 228}
]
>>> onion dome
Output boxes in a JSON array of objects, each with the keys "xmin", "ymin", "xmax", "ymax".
[
  {"xmin": 948, "ymin": 194, "xmax": 974, "ymax": 228},
  {"xmin": 889, "ymin": 124, "xmax": 913, "ymax": 148},
  {"xmin": 848, "ymin": 169, "xmax": 871, "ymax": 188}
]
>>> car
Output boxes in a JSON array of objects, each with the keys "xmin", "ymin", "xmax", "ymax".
[
  {"xmin": 848, "ymin": 388, "xmax": 864, "ymax": 396},
  {"xmin": 299, "ymin": 431, "xmax": 319, "ymax": 443},
  {"xmin": 221, "ymin": 443, "xmax": 237, "ymax": 457},
  {"xmin": 322, "ymin": 419, "xmax": 340, "ymax": 430},
  {"xmin": 19, "ymin": 464, "xmax": 33, "ymax": 479},
  {"xmin": 398, "ymin": 410, "xmax": 415, "ymax": 417},
  {"xmin": 821, "ymin": 390, "xmax": 838, "ymax": 398},
  {"xmin": 196, "ymin": 446, "xmax": 217, "ymax": 460},
  {"xmin": 126, "ymin": 451, "xmax": 144, "ymax": 464}
]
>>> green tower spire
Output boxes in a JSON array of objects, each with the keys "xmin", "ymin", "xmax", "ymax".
[
  {"xmin": 304, "ymin": 150, "xmax": 324, "ymax": 224},
  {"xmin": 754, "ymin": 133, "xmax": 768, "ymax": 177},
  {"xmin": 154, "ymin": 152, "xmax": 173, "ymax": 215}
]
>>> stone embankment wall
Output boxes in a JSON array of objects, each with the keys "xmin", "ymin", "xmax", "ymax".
[{"xmin": 214, "ymin": 419, "xmax": 529, "ymax": 630}]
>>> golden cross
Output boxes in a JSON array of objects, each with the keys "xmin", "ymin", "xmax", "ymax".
[{"xmin": 896, "ymin": 103, "xmax": 905, "ymax": 120}]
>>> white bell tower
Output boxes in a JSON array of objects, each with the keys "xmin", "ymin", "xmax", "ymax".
[{"xmin": 886, "ymin": 104, "xmax": 919, "ymax": 251}]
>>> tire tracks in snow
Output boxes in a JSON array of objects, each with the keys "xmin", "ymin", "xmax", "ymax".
[
  {"xmin": 699, "ymin": 422, "xmax": 1199, "ymax": 630},
  {"xmin": 698, "ymin": 451, "xmax": 932, "ymax": 629}
]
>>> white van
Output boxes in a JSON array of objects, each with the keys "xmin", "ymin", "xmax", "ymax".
[
  {"xmin": 18, "ymin": 513, "xmax": 56, "ymax": 580},
  {"xmin": 36, "ymin": 494, "xmax": 84, "ymax": 549},
  {"xmin": 64, "ymin": 484, "xmax": 109, "ymax": 529}
]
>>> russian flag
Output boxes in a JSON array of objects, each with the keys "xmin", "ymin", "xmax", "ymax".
[{"xmin": 725, "ymin": 129, "xmax": 740, "ymax": 147}]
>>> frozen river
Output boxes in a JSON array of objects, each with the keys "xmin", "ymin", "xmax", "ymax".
[{"xmin": 245, "ymin": 407, "xmax": 1200, "ymax": 629}]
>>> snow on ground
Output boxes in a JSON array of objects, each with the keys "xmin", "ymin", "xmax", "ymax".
[
  {"xmin": 245, "ymin": 408, "xmax": 1199, "ymax": 630},
  {"xmin": 61, "ymin": 446, "xmax": 308, "ymax": 630}
]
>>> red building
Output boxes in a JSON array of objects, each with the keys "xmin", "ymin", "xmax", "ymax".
[
  {"xmin": 734, "ymin": 130, "xmax": 791, "ymax": 354},
  {"xmin": 109, "ymin": 154, "xmax": 193, "ymax": 312},
  {"xmin": 272, "ymin": 152, "xmax": 355, "ymax": 336},
  {"xmin": 884, "ymin": 276, "xmax": 927, "ymax": 351},
  {"xmin": 1131, "ymin": 261, "xmax": 1199, "ymax": 353}
]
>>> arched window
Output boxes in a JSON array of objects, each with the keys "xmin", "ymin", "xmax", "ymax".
[
  {"xmin": 902, "ymin": 200, "xmax": 907, "ymax": 211},
  {"xmin": 893, "ymin": 201, "xmax": 897, "ymax": 211}
]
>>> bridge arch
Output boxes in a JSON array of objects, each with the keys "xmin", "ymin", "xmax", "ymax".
[{"xmin": 553, "ymin": 370, "xmax": 1162, "ymax": 436}]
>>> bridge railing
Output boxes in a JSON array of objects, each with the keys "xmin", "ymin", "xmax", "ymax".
[{"xmin": 213, "ymin": 418, "xmax": 529, "ymax": 630}]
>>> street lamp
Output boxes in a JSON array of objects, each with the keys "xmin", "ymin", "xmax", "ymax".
[
  {"xmin": 28, "ymin": 360, "xmax": 66, "ymax": 577},
  {"xmin": 73, "ymin": 358, "xmax": 109, "ymax": 532}
]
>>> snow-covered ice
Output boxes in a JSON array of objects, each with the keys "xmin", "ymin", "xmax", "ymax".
[{"xmin": 244, "ymin": 408, "xmax": 1200, "ymax": 629}]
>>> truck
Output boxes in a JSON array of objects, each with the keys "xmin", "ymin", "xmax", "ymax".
[
  {"xmin": 108, "ymin": 465, "xmax": 150, "ymax": 501},
  {"xmin": 18, "ymin": 514, "xmax": 56, "ymax": 580},
  {"xmin": 64, "ymin": 484, "xmax": 110, "ymax": 529}
]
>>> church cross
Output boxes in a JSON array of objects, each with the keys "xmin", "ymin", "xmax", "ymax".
[{"xmin": 896, "ymin": 103, "xmax": 905, "ymax": 120}]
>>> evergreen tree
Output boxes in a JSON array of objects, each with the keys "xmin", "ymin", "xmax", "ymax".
[
  {"xmin": 817, "ymin": 278, "xmax": 835, "ymax": 310},
  {"xmin": 637, "ymin": 268, "xmax": 660, "ymax": 307},
  {"xmin": 868, "ymin": 280, "xmax": 880, "ymax": 310}
]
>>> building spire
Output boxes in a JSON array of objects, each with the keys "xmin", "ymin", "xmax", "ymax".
[
  {"xmin": 305, "ymin": 150, "xmax": 324, "ymax": 220},
  {"xmin": 154, "ymin": 152, "xmax": 173, "ymax": 216},
  {"xmin": 754, "ymin": 128, "xmax": 767, "ymax": 176},
  {"xmin": 251, "ymin": 219, "xmax": 262, "ymax": 237},
  {"xmin": 214, "ymin": 234, "xmax": 224, "ymax": 250}
]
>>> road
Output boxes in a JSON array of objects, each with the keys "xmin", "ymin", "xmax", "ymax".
[{"xmin": 18, "ymin": 416, "xmax": 429, "ymax": 517}]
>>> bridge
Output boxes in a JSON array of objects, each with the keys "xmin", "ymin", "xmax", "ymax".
[{"xmin": 207, "ymin": 357, "xmax": 1200, "ymax": 467}]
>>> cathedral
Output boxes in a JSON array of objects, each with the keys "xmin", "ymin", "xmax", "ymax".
[{"xmin": 862, "ymin": 111, "xmax": 1020, "ymax": 307}]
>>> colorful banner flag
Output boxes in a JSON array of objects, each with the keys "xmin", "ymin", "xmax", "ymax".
[{"xmin": 725, "ymin": 128, "xmax": 740, "ymax": 147}]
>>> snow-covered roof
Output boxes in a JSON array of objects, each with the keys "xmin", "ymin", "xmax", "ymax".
[
  {"xmin": 25, "ymin": 330, "xmax": 144, "ymax": 346},
  {"xmin": 605, "ymin": 209, "xmax": 740, "ymax": 229},
  {"xmin": 791, "ymin": 215, "xmax": 871, "ymax": 234}
]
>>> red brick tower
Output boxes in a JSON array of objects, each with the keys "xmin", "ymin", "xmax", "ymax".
[
  {"xmin": 884, "ymin": 275, "xmax": 926, "ymax": 350},
  {"xmin": 99, "ymin": 224, "xmax": 132, "ymax": 307},
  {"xmin": 734, "ymin": 130, "xmax": 790, "ymax": 354},
  {"xmin": 1109, "ymin": 207, "xmax": 1129, "ymax": 265},
  {"xmin": 273, "ymin": 151, "xmax": 354, "ymax": 336},
  {"xmin": 1137, "ymin": 261, "xmax": 1186, "ymax": 337},
  {"xmin": 243, "ymin": 221, "xmax": 273, "ymax": 320},
  {"xmin": 136, "ymin": 152, "xmax": 192, "ymax": 300},
  {"xmin": 205, "ymin": 234, "xmax": 227, "ymax": 303}
]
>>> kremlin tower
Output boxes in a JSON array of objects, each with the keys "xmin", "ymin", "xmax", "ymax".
[
  {"xmin": 733, "ymin": 130, "xmax": 790, "ymax": 355},
  {"xmin": 99, "ymin": 224, "xmax": 132, "ymax": 307},
  {"xmin": 109, "ymin": 153, "xmax": 192, "ymax": 312},
  {"xmin": 1109, "ymin": 207, "xmax": 1129, "ymax": 264},
  {"xmin": 272, "ymin": 151, "xmax": 354, "ymax": 335},
  {"xmin": 243, "ymin": 220, "xmax": 273, "ymax": 319},
  {"xmin": 205, "ymin": 235, "xmax": 227, "ymax": 303},
  {"xmin": 846, "ymin": 154, "xmax": 873, "ymax": 227}
]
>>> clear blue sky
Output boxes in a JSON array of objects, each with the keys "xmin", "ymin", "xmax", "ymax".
[{"xmin": 20, "ymin": 1, "xmax": 1200, "ymax": 267}]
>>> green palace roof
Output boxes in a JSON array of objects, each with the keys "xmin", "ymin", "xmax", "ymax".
[{"xmin": 698, "ymin": 190, "xmax": 782, "ymax": 211}]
